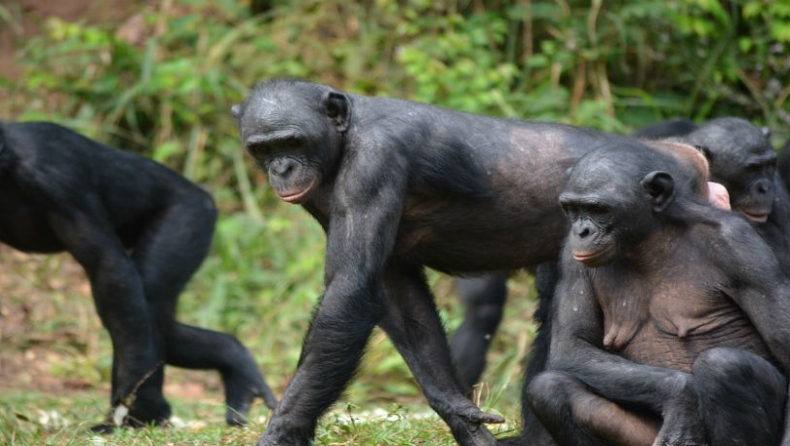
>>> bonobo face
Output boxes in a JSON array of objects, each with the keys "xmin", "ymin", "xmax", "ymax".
[
  {"xmin": 560, "ymin": 147, "xmax": 675, "ymax": 268},
  {"xmin": 689, "ymin": 118, "xmax": 776, "ymax": 223},
  {"xmin": 232, "ymin": 80, "xmax": 350, "ymax": 204},
  {"xmin": 560, "ymin": 191, "xmax": 619, "ymax": 267}
]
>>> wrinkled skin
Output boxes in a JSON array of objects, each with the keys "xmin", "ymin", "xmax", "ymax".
[
  {"xmin": 232, "ymin": 79, "xmax": 725, "ymax": 446},
  {"xmin": 527, "ymin": 143, "xmax": 790, "ymax": 446},
  {"xmin": 0, "ymin": 121, "xmax": 277, "ymax": 430}
]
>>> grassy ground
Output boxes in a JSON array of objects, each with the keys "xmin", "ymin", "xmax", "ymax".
[{"xmin": 0, "ymin": 209, "xmax": 538, "ymax": 445}]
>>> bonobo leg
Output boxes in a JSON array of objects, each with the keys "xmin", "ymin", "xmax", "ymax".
[
  {"xmin": 381, "ymin": 261, "xmax": 504, "ymax": 446},
  {"xmin": 503, "ymin": 262, "xmax": 558, "ymax": 446},
  {"xmin": 689, "ymin": 347, "xmax": 786, "ymax": 446},
  {"xmin": 527, "ymin": 370, "xmax": 660, "ymax": 446},
  {"xmin": 132, "ymin": 198, "xmax": 276, "ymax": 426},
  {"xmin": 450, "ymin": 273, "xmax": 508, "ymax": 392},
  {"xmin": 47, "ymin": 211, "xmax": 170, "ymax": 432},
  {"xmin": 529, "ymin": 348, "xmax": 788, "ymax": 446}
]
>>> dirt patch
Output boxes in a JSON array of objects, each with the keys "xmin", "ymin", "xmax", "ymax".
[{"xmin": 0, "ymin": 0, "xmax": 143, "ymax": 79}]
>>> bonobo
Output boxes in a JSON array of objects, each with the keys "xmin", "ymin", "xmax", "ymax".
[
  {"xmin": 527, "ymin": 142, "xmax": 790, "ymax": 446},
  {"xmin": 232, "ymin": 79, "xmax": 724, "ymax": 446},
  {"xmin": 778, "ymin": 136, "xmax": 790, "ymax": 189},
  {"xmin": 680, "ymin": 118, "xmax": 790, "ymax": 276},
  {"xmin": 450, "ymin": 273, "xmax": 509, "ymax": 392},
  {"xmin": 451, "ymin": 119, "xmax": 731, "ymax": 394},
  {"xmin": 0, "ymin": 121, "xmax": 277, "ymax": 430}
]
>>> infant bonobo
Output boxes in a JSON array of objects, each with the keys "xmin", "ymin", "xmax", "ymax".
[
  {"xmin": 0, "ymin": 121, "xmax": 277, "ymax": 430},
  {"xmin": 527, "ymin": 141, "xmax": 790, "ymax": 446}
]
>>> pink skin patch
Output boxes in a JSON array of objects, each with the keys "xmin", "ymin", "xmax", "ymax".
[{"xmin": 707, "ymin": 182, "xmax": 730, "ymax": 211}]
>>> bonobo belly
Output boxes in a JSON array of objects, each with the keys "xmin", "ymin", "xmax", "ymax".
[
  {"xmin": 0, "ymin": 204, "xmax": 64, "ymax": 253},
  {"xmin": 617, "ymin": 319, "xmax": 772, "ymax": 372},
  {"xmin": 397, "ymin": 201, "xmax": 567, "ymax": 272}
]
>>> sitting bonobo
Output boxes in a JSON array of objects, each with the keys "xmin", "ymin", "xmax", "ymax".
[
  {"xmin": 527, "ymin": 142, "xmax": 790, "ymax": 446},
  {"xmin": 0, "ymin": 121, "xmax": 277, "ymax": 430},
  {"xmin": 232, "ymin": 79, "xmax": 732, "ymax": 446}
]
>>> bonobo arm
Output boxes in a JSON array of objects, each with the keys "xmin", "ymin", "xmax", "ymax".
[
  {"xmin": 259, "ymin": 138, "xmax": 411, "ymax": 445},
  {"xmin": 549, "ymin": 254, "xmax": 697, "ymax": 413},
  {"xmin": 549, "ymin": 254, "xmax": 705, "ymax": 445},
  {"xmin": 718, "ymin": 219, "xmax": 790, "ymax": 371},
  {"xmin": 718, "ymin": 220, "xmax": 790, "ymax": 442}
]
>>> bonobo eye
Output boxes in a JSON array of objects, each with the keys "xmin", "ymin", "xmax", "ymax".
[
  {"xmin": 246, "ymin": 142, "xmax": 271, "ymax": 158},
  {"xmin": 584, "ymin": 203, "xmax": 609, "ymax": 217},
  {"xmin": 281, "ymin": 136, "xmax": 302, "ymax": 151},
  {"xmin": 561, "ymin": 203, "xmax": 577, "ymax": 217},
  {"xmin": 746, "ymin": 160, "xmax": 776, "ymax": 177}
]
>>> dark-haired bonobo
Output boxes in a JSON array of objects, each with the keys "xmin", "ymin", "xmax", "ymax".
[
  {"xmin": 0, "ymin": 121, "xmax": 277, "ymax": 430},
  {"xmin": 636, "ymin": 117, "xmax": 790, "ymax": 276},
  {"xmin": 231, "ymin": 79, "xmax": 723, "ymax": 446},
  {"xmin": 527, "ymin": 142, "xmax": 790, "ymax": 446}
]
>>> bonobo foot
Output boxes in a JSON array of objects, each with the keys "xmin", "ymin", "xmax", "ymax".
[
  {"xmin": 90, "ymin": 396, "xmax": 172, "ymax": 433},
  {"xmin": 444, "ymin": 401, "xmax": 505, "ymax": 446},
  {"xmin": 223, "ymin": 366, "xmax": 279, "ymax": 426},
  {"xmin": 222, "ymin": 350, "xmax": 277, "ymax": 426}
]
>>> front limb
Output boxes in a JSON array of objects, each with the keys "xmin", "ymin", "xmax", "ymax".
[
  {"xmin": 257, "ymin": 284, "xmax": 385, "ymax": 445},
  {"xmin": 257, "ymin": 145, "xmax": 408, "ymax": 445},
  {"xmin": 381, "ymin": 262, "xmax": 503, "ymax": 446},
  {"xmin": 548, "ymin": 259, "xmax": 704, "ymax": 446}
]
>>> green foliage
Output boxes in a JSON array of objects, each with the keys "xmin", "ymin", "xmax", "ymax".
[{"xmin": 0, "ymin": 0, "xmax": 788, "ymax": 442}]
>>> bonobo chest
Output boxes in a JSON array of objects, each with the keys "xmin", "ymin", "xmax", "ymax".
[
  {"xmin": 593, "ymin": 261, "xmax": 771, "ymax": 372},
  {"xmin": 0, "ymin": 178, "xmax": 64, "ymax": 253}
]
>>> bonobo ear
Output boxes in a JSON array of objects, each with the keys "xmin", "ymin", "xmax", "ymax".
[
  {"xmin": 231, "ymin": 104, "xmax": 242, "ymax": 119},
  {"xmin": 320, "ymin": 91, "xmax": 351, "ymax": 132},
  {"xmin": 761, "ymin": 126, "xmax": 771, "ymax": 138},
  {"xmin": 641, "ymin": 171, "xmax": 676, "ymax": 213}
]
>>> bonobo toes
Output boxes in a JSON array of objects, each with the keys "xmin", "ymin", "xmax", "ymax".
[
  {"xmin": 223, "ymin": 367, "xmax": 278, "ymax": 426},
  {"xmin": 445, "ymin": 403, "xmax": 505, "ymax": 446},
  {"xmin": 460, "ymin": 405, "xmax": 506, "ymax": 425}
]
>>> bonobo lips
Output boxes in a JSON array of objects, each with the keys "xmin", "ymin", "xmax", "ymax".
[
  {"xmin": 738, "ymin": 209, "xmax": 769, "ymax": 224},
  {"xmin": 572, "ymin": 244, "xmax": 615, "ymax": 266},
  {"xmin": 277, "ymin": 180, "xmax": 317, "ymax": 204}
]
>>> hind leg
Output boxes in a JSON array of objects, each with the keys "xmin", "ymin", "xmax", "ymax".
[{"xmin": 132, "ymin": 195, "xmax": 275, "ymax": 424}]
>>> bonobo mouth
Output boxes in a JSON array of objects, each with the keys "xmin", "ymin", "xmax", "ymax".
[
  {"xmin": 738, "ymin": 209, "xmax": 769, "ymax": 224},
  {"xmin": 277, "ymin": 180, "xmax": 317, "ymax": 204},
  {"xmin": 572, "ymin": 244, "xmax": 615, "ymax": 267}
]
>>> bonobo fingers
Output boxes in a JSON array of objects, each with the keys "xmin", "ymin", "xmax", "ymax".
[{"xmin": 652, "ymin": 416, "xmax": 708, "ymax": 446}]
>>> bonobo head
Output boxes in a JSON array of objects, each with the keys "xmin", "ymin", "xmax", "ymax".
[
  {"xmin": 560, "ymin": 143, "xmax": 698, "ymax": 267},
  {"xmin": 232, "ymin": 79, "xmax": 351, "ymax": 204},
  {"xmin": 684, "ymin": 117, "xmax": 776, "ymax": 223}
]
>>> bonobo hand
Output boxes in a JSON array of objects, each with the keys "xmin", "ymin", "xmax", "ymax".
[{"xmin": 652, "ymin": 377, "xmax": 708, "ymax": 446}]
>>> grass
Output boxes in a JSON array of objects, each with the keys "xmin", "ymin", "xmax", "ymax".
[{"xmin": 0, "ymin": 207, "xmax": 538, "ymax": 445}]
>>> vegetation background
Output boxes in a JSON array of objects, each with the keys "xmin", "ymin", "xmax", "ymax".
[{"xmin": 0, "ymin": 0, "xmax": 788, "ymax": 444}]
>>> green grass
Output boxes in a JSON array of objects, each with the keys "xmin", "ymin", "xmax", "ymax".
[{"xmin": 0, "ymin": 212, "xmax": 536, "ymax": 445}]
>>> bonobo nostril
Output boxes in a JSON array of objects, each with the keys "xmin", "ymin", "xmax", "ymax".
[
  {"xmin": 271, "ymin": 159, "xmax": 294, "ymax": 176},
  {"xmin": 757, "ymin": 180, "xmax": 770, "ymax": 193}
]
